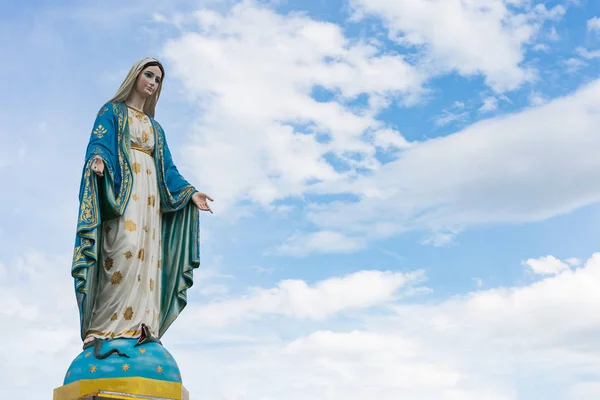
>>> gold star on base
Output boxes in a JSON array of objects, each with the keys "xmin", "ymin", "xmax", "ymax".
[
  {"xmin": 122, "ymin": 364, "xmax": 130, "ymax": 371},
  {"xmin": 139, "ymin": 348, "xmax": 146, "ymax": 354},
  {"xmin": 90, "ymin": 365, "xmax": 97, "ymax": 373},
  {"xmin": 156, "ymin": 366, "xmax": 163, "ymax": 374},
  {"xmin": 85, "ymin": 352, "xmax": 92, "ymax": 358}
]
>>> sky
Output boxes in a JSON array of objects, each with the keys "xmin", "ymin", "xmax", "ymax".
[{"xmin": 1, "ymin": 0, "xmax": 600, "ymax": 398}]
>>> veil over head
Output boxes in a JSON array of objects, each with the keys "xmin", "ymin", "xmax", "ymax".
[{"xmin": 108, "ymin": 57, "xmax": 165, "ymax": 117}]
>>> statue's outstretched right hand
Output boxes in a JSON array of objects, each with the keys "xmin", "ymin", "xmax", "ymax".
[{"xmin": 92, "ymin": 156, "xmax": 105, "ymax": 177}]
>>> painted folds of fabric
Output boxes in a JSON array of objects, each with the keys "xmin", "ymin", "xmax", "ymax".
[{"xmin": 72, "ymin": 102, "xmax": 199, "ymax": 340}]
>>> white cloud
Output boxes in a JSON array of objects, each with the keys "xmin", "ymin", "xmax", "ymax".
[
  {"xmin": 564, "ymin": 57, "xmax": 588, "ymax": 73},
  {"xmin": 587, "ymin": 16, "xmax": 600, "ymax": 33},
  {"xmin": 523, "ymin": 255, "xmax": 570, "ymax": 275},
  {"xmin": 0, "ymin": 251, "xmax": 81, "ymax": 398},
  {"xmin": 181, "ymin": 269, "xmax": 425, "ymax": 327},
  {"xmin": 479, "ymin": 96, "xmax": 499, "ymax": 113},
  {"xmin": 163, "ymin": 253, "xmax": 600, "ymax": 399},
  {"xmin": 276, "ymin": 230, "xmax": 366, "ymax": 256},
  {"xmin": 576, "ymin": 47, "xmax": 600, "ymax": 59},
  {"xmin": 532, "ymin": 43, "xmax": 550, "ymax": 52},
  {"xmin": 528, "ymin": 90, "xmax": 546, "ymax": 106},
  {"xmin": 433, "ymin": 110, "xmax": 470, "ymax": 127},
  {"xmin": 565, "ymin": 257, "xmax": 582, "ymax": 267},
  {"xmin": 348, "ymin": 0, "xmax": 564, "ymax": 92},
  {"xmin": 162, "ymin": 2, "xmax": 423, "ymax": 211},
  {"xmin": 298, "ymin": 79, "xmax": 600, "ymax": 252}
]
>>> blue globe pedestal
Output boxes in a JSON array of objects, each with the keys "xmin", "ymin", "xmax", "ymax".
[{"xmin": 53, "ymin": 339, "xmax": 188, "ymax": 400}]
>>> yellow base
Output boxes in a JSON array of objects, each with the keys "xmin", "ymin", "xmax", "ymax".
[{"xmin": 53, "ymin": 377, "xmax": 189, "ymax": 400}]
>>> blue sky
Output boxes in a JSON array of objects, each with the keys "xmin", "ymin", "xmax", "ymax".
[{"xmin": 2, "ymin": 0, "xmax": 600, "ymax": 399}]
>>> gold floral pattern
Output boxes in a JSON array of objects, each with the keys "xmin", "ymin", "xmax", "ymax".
[
  {"xmin": 98, "ymin": 105, "xmax": 109, "ymax": 117},
  {"xmin": 124, "ymin": 219, "xmax": 136, "ymax": 232},
  {"xmin": 93, "ymin": 125, "xmax": 107, "ymax": 139},
  {"xmin": 142, "ymin": 131, "xmax": 150, "ymax": 143},
  {"xmin": 124, "ymin": 306, "xmax": 134, "ymax": 321},
  {"xmin": 110, "ymin": 271, "xmax": 123, "ymax": 285}
]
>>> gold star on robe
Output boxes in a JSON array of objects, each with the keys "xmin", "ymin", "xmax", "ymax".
[
  {"xmin": 146, "ymin": 168, "xmax": 152, "ymax": 175},
  {"xmin": 138, "ymin": 248, "xmax": 145, "ymax": 261},
  {"xmin": 132, "ymin": 194, "xmax": 139, "ymax": 201},
  {"xmin": 110, "ymin": 313, "xmax": 118, "ymax": 321},
  {"xmin": 110, "ymin": 271, "xmax": 123, "ymax": 285},
  {"xmin": 124, "ymin": 250, "xmax": 133, "ymax": 259},
  {"xmin": 124, "ymin": 306, "xmax": 134, "ymax": 321},
  {"xmin": 103, "ymin": 257, "xmax": 113, "ymax": 271},
  {"xmin": 149, "ymin": 279, "xmax": 155, "ymax": 291},
  {"xmin": 124, "ymin": 219, "xmax": 137, "ymax": 232},
  {"xmin": 148, "ymin": 195, "xmax": 156, "ymax": 207},
  {"xmin": 132, "ymin": 162, "xmax": 141, "ymax": 174}
]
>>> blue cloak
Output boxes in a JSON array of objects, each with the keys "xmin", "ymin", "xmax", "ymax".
[{"xmin": 72, "ymin": 102, "xmax": 200, "ymax": 340}]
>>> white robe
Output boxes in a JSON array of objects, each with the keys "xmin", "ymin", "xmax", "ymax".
[{"xmin": 85, "ymin": 105, "xmax": 162, "ymax": 340}]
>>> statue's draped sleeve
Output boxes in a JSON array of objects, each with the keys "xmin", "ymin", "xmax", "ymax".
[
  {"xmin": 152, "ymin": 120, "xmax": 200, "ymax": 337},
  {"xmin": 72, "ymin": 102, "xmax": 200, "ymax": 340}
]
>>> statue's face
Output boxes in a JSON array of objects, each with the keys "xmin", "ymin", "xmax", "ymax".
[{"xmin": 135, "ymin": 65, "xmax": 162, "ymax": 98}]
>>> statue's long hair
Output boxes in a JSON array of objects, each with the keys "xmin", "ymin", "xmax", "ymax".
[{"xmin": 108, "ymin": 57, "xmax": 165, "ymax": 118}]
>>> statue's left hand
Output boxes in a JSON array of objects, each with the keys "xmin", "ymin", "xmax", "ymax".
[{"xmin": 192, "ymin": 191, "xmax": 214, "ymax": 214}]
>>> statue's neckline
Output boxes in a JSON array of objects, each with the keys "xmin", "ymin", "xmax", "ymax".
[{"xmin": 126, "ymin": 104, "xmax": 145, "ymax": 114}]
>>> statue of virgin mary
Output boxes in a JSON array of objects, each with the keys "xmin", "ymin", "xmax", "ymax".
[{"xmin": 71, "ymin": 57, "xmax": 213, "ymax": 348}]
